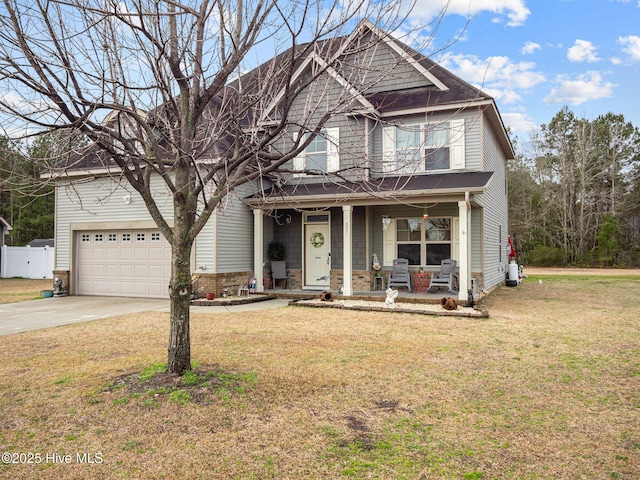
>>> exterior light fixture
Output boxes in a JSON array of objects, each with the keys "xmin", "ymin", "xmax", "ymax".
[{"xmin": 382, "ymin": 216, "xmax": 391, "ymax": 231}]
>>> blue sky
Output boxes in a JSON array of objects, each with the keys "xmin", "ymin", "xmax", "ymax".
[{"xmin": 400, "ymin": 0, "xmax": 640, "ymax": 137}]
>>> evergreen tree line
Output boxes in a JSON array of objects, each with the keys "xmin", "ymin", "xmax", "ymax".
[
  {"xmin": 0, "ymin": 131, "xmax": 84, "ymax": 246},
  {"xmin": 509, "ymin": 107, "xmax": 640, "ymax": 267}
]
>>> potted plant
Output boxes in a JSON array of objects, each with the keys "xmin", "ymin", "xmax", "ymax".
[{"xmin": 268, "ymin": 241, "xmax": 286, "ymax": 261}]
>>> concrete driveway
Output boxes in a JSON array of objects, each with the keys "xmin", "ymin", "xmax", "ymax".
[{"xmin": 0, "ymin": 295, "xmax": 290, "ymax": 336}]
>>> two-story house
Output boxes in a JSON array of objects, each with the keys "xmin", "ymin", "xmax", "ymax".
[
  {"xmin": 246, "ymin": 21, "xmax": 514, "ymax": 301},
  {"xmin": 51, "ymin": 20, "xmax": 513, "ymax": 302}
]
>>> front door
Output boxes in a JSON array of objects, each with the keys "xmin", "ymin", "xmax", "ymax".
[{"xmin": 304, "ymin": 216, "xmax": 331, "ymax": 288}]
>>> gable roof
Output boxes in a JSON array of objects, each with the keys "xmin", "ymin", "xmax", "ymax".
[
  {"xmin": 53, "ymin": 20, "xmax": 514, "ymax": 177},
  {"xmin": 242, "ymin": 19, "xmax": 512, "ymax": 158}
]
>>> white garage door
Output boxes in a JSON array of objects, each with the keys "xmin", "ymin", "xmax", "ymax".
[{"xmin": 77, "ymin": 229, "xmax": 172, "ymax": 298}]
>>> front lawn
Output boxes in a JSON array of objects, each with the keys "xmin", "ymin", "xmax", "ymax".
[
  {"xmin": 0, "ymin": 278, "xmax": 52, "ymax": 304},
  {"xmin": 0, "ymin": 275, "xmax": 638, "ymax": 479}
]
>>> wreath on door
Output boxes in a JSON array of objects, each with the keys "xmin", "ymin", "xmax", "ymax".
[{"xmin": 310, "ymin": 232, "xmax": 325, "ymax": 248}]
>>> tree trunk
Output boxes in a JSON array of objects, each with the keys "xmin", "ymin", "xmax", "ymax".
[
  {"xmin": 167, "ymin": 184, "xmax": 195, "ymax": 374},
  {"xmin": 168, "ymin": 236, "xmax": 193, "ymax": 374}
]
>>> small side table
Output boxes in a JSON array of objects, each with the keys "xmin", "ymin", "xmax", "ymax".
[{"xmin": 372, "ymin": 275, "xmax": 385, "ymax": 291}]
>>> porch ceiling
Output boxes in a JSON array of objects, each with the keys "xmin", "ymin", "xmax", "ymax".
[{"xmin": 246, "ymin": 171, "xmax": 493, "ymax": 208}]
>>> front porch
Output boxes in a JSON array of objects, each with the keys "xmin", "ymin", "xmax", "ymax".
[{"xmin": 247, "ymin": 174, "xmax": 494, "ymax": 304}]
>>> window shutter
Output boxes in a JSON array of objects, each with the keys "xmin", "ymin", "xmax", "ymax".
[
  {"xmin": 326, "ymin": 127, "xmax": 340, "ymax": 172},
  {"xmin": 450, "ymin": 119, "xmax": 465, "ymax": 170},
  {"xmin": 382, "ymin": 218, "xmax": 396, "ymax": 266},
  {"xmin": 382, "ymin": 126, "xmax": 396, "ymax": 173},
  {"xmin": 292, "ymin": 132, "xmax": 304, "ymax": 175}
]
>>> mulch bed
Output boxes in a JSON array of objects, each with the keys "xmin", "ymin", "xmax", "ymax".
[
  {"xmin": 288, "ymin": 298, "xmax": 489, "ymax": 318},
  {"xmin": 191, "ymin": 293, "xmax": 276, "ymax": 306}
]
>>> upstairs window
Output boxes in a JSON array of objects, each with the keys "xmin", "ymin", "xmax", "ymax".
[
  {"xmin": 425, "ymin": 123, "xmax": 451, "ymax": 171},
  {"xmin": 293, "ymin": 127, "xmax": 339, "ymax": 175},
  {"xmin": 383, "ymin": 119, "xmax": 465, "ymax": 174}
]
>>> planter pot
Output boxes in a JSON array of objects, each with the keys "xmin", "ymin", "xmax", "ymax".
[
  {"xmin": 206, "ymin": 292, "xmax": 215, "ymax": 300},
  {"xmin": 320, "ymin": 291, "xmax": 333, "ymax": 302},
  {"xmin": 41, "ymin": 290, "xmax": 54, "ymax": 298},
  {"xmin": 440, "ymin": 297, "xmax": 458, "ymax": 310}
]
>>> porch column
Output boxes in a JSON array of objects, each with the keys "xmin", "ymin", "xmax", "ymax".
[
  {"xmin": 342, "ymin": 205, "xmax": 353, "ymax": 296},
  {"xmin": 253, "ymin": 209, "xmax": 264, "ymax": 292},
  {"xmin": 457, "ymin": 200, "xmax": 469, "ymax": 302}
]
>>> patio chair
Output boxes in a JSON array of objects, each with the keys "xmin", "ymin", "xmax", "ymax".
[
  {"xmin": 387, "ymin": 258, "xmax": 412, "ymax": 292},
  {"xmin": 428, "ymin": 259, "xmax": 458, "ymax": 294},
  {"xmin": 271, "ymin": 261, "xmax": 291, "ymax": 290}
]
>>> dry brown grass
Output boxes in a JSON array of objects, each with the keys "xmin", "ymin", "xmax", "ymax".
[
  {"xmin": 0, "ymin": 279, "xmax": 52, "ymax": 304},
  {"xmin": 0, "ymin": 274, "xmax": 638, "ymax": 479}
]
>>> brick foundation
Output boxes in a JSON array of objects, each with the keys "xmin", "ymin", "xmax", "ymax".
[{"xmin": 192, "ymin": 271, "xmax": 253, "ymax": 298}]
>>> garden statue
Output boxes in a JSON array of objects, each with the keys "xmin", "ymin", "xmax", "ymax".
[{"xmin": 384, "ymin": 287, "xmax": 398, "ymax": 309}]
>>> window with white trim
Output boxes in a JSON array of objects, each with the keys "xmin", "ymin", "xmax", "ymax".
[
  {"xmin": 395, "ymin": 217, "xmax": 452, "ymax": 267},
  {"xmin": 293, "ymin": 127, "xmax": 339, "ymax": 175},
  {"xmin": 383, "ymin": 119, "xmax": 465, "ymax": 173}
]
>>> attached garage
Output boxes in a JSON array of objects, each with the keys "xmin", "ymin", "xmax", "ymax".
[{"xmin": 76, "ymin": 229, "xmax": 172, "ymax": 298}]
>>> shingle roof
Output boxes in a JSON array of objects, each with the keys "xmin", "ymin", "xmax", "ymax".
[
  {"xmin": 247, "ymin": 171, "xmax": 493, "ymax": 207},
  {"xmin": 362, "ymin": 55, "xmax": 491, "ymax": 115},
  {"xmin": 58, "ymin": 21, "xmax": 509, "ymax": 175}
]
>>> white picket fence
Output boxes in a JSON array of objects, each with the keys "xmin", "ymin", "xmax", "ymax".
[{"xmin": 0, "ymin": 245, "xmax": 55, "ymax": 279}]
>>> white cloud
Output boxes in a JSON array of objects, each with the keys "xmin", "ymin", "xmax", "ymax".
[
  {"xmin": 567, "ymin": 39, "xmax": 600, "ymax": 63},
  {"xmin": 441, "ymin": 53, "xmax": 545, "ymax": 105},
  {"xmin": 502, "ymin": 112, "xmax": 537, "ymax": 133},
  {"xmin": 410, "ymin": 0, "xmax": 530, "ymax": 27},
  {"xmin": 618, "ymin": 35, "xmax": 640, "ymax": 61},
  {"xmin": 543, "ymin": 71, "xmax": 615, "ymax": 105},
  {"xmin": 521, "ymin": 41, "xmax": 541, "ymax": 55}
]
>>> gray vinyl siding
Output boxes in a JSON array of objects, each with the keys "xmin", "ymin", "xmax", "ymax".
[
  {"xmin": 471, "ymin": 208, "xmax": 482, "ymax": 273},
  {"xmin": 54, "ymin": 174, "xmax": 250, "ymax": 275},
  {"xmin": 475, "ymin": 114, "xmax": 510, "ymax": 290},
  {"xmin": 341, "ymin": 31, "xmax": 433, "ymax": 94},
  {"xmin": 462, "ymin": 111, "xmax": 482, "ymax": 170},
  {"xmin": 214, "ymin": 183, "xmax": 255, "ymax": 273},
  {"xmin": 54, "ymin": 176, "xmax": 174, "ymax": 270},
  {"xmin": 280, "ymin": 70, "xmax": 369, "ymax": 181},
  {"xmin": 194, "ymin": 219, "xmax": 214, "ymax": 273},
  {"xmin": 272, "ymin": 212, "xmax": 302, "ymax": 269},
  {"xmin": 370, "ymin": 109, "xmax": 483, "ymax": 176},
  {"xmin": 352, "ymin": 207, "xmax": 367, "ymax": 270},
  {"xmin": 328, "ymin": 206, "xmax": 366, "ymax": 270}
]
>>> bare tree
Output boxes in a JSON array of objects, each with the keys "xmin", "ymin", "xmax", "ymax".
[{"xmin": 0, "ymin": 0, "xmax": 430, "ymax": 374}]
